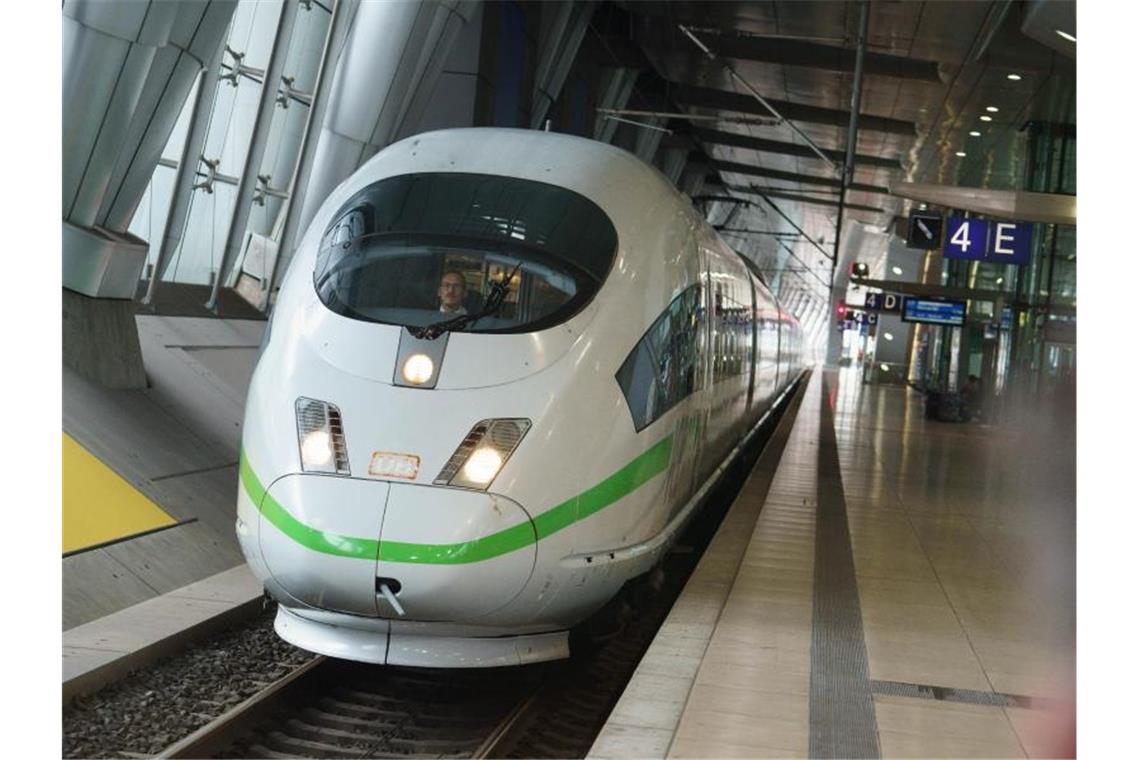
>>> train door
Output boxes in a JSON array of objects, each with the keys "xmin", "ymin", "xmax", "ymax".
[
  {"xmin": 663, "ymin": 284, "xmax": 706, "ymax": 517},
  {"xmin": 774, "ymin": 307, "xmax": 784, "ymax": 391},
  {"xmin": 746, "ymin": 276, "xmax": 757, "ymax": 412},
  {"xmin": 690, "ymin": 247, "xmax": 717, "ymax": 490}
]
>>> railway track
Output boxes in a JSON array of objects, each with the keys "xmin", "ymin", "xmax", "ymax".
[
  {"xmin": 158, "ymin": 377, "xmax": 806, "ymax": 759},
  {"xmin": 160, "ymin": 657, "xmax": 546, "ymax": 758}
]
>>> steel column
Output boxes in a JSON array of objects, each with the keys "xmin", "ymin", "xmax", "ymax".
[
  {"xmin": 530, "ymin": 1, "xmax": 595, "ymax": 129},
  {"xmin": 207, "ymin": 0, "xmax": 301, "ymax": 311},
  {"xmin": 142, "ymin": 32, "xmax": 230, "ymax": 305},
  {"xmin": 827, "ymin": 0, "xmax": 869, "ymax": 365}
]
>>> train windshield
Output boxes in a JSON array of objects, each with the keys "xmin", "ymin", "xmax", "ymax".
[{"xmin": 313, "ymin": 173, "xmax": 618, "ymax": 333}]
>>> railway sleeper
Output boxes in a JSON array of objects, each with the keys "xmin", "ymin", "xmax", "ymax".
[{"xmin": 261, "ymin": 730, "xmax": 368, "ymax": 758}]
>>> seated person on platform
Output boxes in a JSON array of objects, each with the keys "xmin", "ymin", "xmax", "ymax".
[{"xmin": 438, "ymin": 270, "xmax": 468, "ymax": 315}]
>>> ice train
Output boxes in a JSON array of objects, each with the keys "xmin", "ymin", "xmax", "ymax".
[{"xmin": 235, "ymin": 128, "xmax": 805, "ymax": 667}]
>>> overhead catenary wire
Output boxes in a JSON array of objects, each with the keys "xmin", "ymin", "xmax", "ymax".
[
  {"xmin": 600, "ymin": 114, "xmax": 673, "ymax": 134},
  {"xmin": 673, "ymin": 18, "xmax": 831, "ymax": 313},
  {"xmin": 678, "ymin": 24, "xmax": 841, "ymax": 176},
  {"xmin": 751, "ymin": 189, "xmax": 835, "ymax": 262}
]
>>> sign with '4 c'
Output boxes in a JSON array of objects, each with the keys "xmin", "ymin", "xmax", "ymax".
[{"xmin": 943, "ymin": 216, "xmax": 1033, "ymax": 265}]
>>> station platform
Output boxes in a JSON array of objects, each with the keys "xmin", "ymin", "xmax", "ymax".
[
  {"xmin": 63, "ymin": 564, "xmax": 263, "ymax": 703},
  {"xmin": 590, "ymin": 369, "xmax": 1075, "ymax": 758},
  {"xmin": 63, "ymin": 309, "xmax": 265, "ymax": 629}
]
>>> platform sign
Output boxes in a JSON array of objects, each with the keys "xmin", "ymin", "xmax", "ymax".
[
  {"xmin": 907, "ymin": 212, "xmax": 943, "ymax": 249},
  {"xmin": 858, "ymin": 312, "xmax": 879, "ymax": 326},
  {"xmin": 1000, "ymin": 306, "xmax": 1013, "ymax": 329},
  {"xmin": 943, "ymin": 216, "xmax": 989, "ymax": 260},
  {"xmin": 987, "ymin": 221, "xmax": 1032, "ymax": 265},
  {"xmin": 864, "ymin": 292, "xmax": 901, "ymax": 312},
  {"xmin": 944, "ymin": 216, "xmax": 1033, "ymax": 265},
  {"xmin": 901, "ymin": 298, "xmax": 967, "ymax": 326}
]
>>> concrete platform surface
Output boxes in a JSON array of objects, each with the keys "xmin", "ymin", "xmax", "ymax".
[
  {"xmin": 63, "ymin": 564, "xmax": 263, "ymax": 704},
  {"xmin": 590, "ymin": 369, "xmax": 1075, "ymax": 759}
]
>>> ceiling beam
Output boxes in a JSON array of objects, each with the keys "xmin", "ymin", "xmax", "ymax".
[
  {"xmin": 889, "ymin": 181, "xmax": 1076, "ymax": 226},
  {"xmin": 854, "ymin": 277, "xmax": 1007, "ymax": 304},
  {"xmin": 710, "ymin": 159, "xmax": 892, "ymax": 196},
  {"xmin": 724, "ymin": 183, "xmax": 887, "ymax": 215},
  {"xmin": 692, "ymin": 127, "xmax": 902, "ymax": 169},
  {"xmin": 671, "ymin": 83, "xmax": 916, "ymax": 136},
  {"xmin": 640, "ymin": 26, "xmax": 942, "ymax": 82}
]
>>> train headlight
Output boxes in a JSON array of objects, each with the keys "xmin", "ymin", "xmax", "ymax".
[
  {"xmin": 462, "ymin": 447, "xmax": 503, "ymax": 485},
  {"xmin": 295, "ymin": 397, "xmax": 351, "ymax": 475},
  {"xmin": 301, "ymin": 430, "xmax": 333, "ymax": 466},
  {"xmin": 435, "ymin": 418, "xmax": 530, "ymax": 490},
  {"xmin": 402, "ymin": 354, "xmax": 434, "ymax": 385}
]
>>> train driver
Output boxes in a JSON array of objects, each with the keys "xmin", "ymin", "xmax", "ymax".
[{"xmin": 438, "ymin": 270, "xmax": 468, "ymax": 315}]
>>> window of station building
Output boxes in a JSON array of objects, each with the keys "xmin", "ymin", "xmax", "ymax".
[
  {"xmin": 617, "ymin": 285, "xmax": 703, "ymax": 432},
  {"xmin": 313, "ymin": 173, "xmax": 617, "ymax": 333}
]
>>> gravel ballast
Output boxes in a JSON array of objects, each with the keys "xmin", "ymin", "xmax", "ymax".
[{"xmin": 63, "ymin": 608, "xmax": 314, "ymax": 759}]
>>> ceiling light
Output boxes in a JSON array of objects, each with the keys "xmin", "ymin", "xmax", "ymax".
[
  {"xmin": 884, "ymin": 332, "xmax": 894, "ymax": 341},
  {"xmin": 1055, "ymin": 29, "xmax": 1076, "ymax": 43},
  {"xmin": 880, "ymin": 363, "xmax": 889, "ymax": 372},
  {"xmin": 979, "ymin": 115, "xmax": 993, "ymax": 122},
  {"xmin": 955, "ymin": 151, "xmax": 967, "ymax": 157},
  {"xmin": 996, "ymin": 277, "xmax": 1004, "ymax": 285},
  {"xmin": 891, "ymin": 266, "xmax": 903, "ymax": 275},
  {"xmin": 986, "ymin": 106, "xmax": 999, "ymax": 113},
  {"xmin": 1007, "ymin": 73, "xmax": 1022, "ymax": 81},
  {"xmin": 969, "ymin": 130, "xmax": 981, "ymax": 137}
]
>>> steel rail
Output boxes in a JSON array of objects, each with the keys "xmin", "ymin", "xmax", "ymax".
[{"xmin": 158, "ymin": 656, "xmax": 329, "ymax": 759}]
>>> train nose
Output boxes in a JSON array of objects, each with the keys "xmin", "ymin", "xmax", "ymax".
[
  {"xmin": 255, "ymin": 475, "xmax": 537, "ymax": 621},
  {"xmin": 375, "ymin": 484, "xmax": 537, "ymax": 621},
  {"xmin": 257, "ymin": 475, "xmax": 390, "ymax": 616}
]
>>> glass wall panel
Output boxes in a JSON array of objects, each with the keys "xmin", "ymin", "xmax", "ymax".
[{"xmin": 127, "ymin": 0, "xmax": 332, "ymax": 292}]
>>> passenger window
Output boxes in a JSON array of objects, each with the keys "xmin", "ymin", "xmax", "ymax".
[
  {"xmin": 617, "ymin": 284, "xmax": 702, "ymax": 431},
  {"xmin": 615, "ymin": 342, "xmax": 659, "ymax": 431}
]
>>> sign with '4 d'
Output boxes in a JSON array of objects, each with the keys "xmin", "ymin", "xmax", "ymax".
[
  {"xmin": 864, "ymin": 292, "xmax": 901, "ymax": 312},
  {"xmin": 943, "ymin": 216, "xmax": 1033, "ymax": 265}
]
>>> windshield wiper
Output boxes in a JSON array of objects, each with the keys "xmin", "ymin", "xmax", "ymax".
[{"xmin": 411, "ymin": 262, "xmax": 522, "ymax": 340}]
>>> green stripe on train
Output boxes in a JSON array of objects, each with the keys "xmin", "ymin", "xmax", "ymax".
[{"xmin": 240, "ymin": 434, "xmax": 673, "ymax": 565}]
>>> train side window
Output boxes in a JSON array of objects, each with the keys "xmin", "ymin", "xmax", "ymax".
[
  {"xmin": 615, "ymin": 342, "xmax": 660, "ymax": 431},
  {"xmin": 617, "ymin": 284, "xmax": 701, "ymax": 431}
]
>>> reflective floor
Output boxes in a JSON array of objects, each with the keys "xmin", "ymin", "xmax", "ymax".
[
  {"xmin": 833, "ymin": 367, "xmax": 1075, "ymax": 758},
  {"xmin": 592, "ymin": 368, "xmax": 1075, "ymax": 758}
]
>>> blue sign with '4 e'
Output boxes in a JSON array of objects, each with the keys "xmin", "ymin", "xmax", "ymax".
[{"xmin": 943, "ymin": 216, "xmax": 1033, "ymax": 265}]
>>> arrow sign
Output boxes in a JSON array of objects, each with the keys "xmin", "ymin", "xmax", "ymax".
[{"xmin": 907, "ymin": 212, "xmax": 943, "ymax": 250}]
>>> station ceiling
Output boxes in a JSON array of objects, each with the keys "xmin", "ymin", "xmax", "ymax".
[{"xmin": 594, "ymin": 0, "xmax": 1075, "ymax": 286}]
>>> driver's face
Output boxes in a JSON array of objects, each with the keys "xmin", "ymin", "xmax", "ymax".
[{"xmin": 439, "ymin": 274, "xmax": 465, "ymax": 308}]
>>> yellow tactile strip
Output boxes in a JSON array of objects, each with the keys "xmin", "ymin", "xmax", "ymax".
[{"xmin": 63, "ymin": 432, "xmax": 176, "ymax": 554}]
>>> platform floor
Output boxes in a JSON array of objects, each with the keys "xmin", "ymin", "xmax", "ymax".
[
  {"xmin": 62, "ymin": 315, "xmax": 264, "ymax": 629},
  {"xmin": 591, "ymin": 369, "xmax": 1075, "ymax": 758}
]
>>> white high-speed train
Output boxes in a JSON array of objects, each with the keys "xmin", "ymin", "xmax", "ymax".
[{"xmin": 236, "ymin": 128, "xmax": 804, "ymax": 668}]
